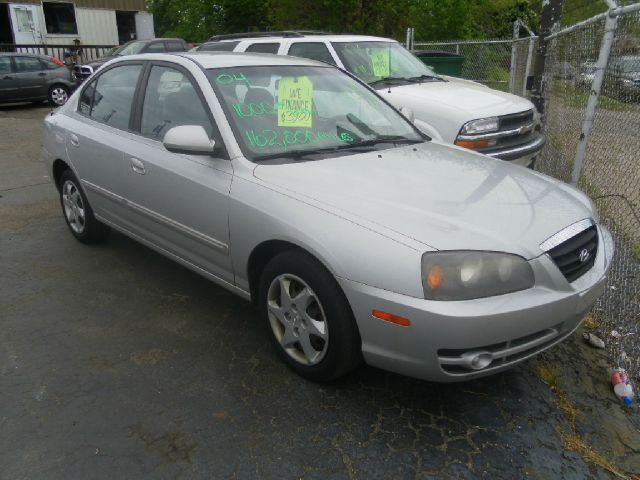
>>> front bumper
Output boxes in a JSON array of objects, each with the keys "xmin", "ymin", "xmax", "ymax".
[
  {"xmin": 338, "ymin": 225, "xmax": 613, "ymax": 382},
  {"xmin": 483, "ymin": 134, "xmax": 546, "ymax": 165}
]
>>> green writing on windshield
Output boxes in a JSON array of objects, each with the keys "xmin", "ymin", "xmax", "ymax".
[
  {"xmin": 245, "ymin": 128, "xmax": 353, "ymax": 149},
  {"xmin": 233, "ymin": 101, "xmax": 315, "ymax": 120},
  {"xmin": 216, "ymin": 72, "xmax": 251, "ymax": 87}
]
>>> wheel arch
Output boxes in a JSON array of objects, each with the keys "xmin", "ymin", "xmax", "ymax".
[
  {"xmin": 52, "ymin": 158, "xmax": 71, "ymax": 191},
  {"xmin": 246, "ymin": 239, "xmax": 338, "ymax": 305}
]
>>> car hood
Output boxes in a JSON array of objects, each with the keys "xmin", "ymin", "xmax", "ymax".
[
  {"xmin": 377, "ymin": 78, "xmax": 535, "ymax": 119},
  {"xmin": 252, "ymin": 142, "xmax": 593, "ymax": 259}
]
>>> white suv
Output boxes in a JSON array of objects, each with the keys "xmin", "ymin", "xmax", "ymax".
[{"xmin": 195, "ymin": 32, "xmax": 544, "ymax": 167}]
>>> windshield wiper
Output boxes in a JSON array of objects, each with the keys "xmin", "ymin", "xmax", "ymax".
[
  {"xmin": 253, "ymin": 136, "xmax": 423, "ymax": 162},
  {"xmin": 253, "ymin": 144, "xmax": 364, "ymax": 162},
  {"xmin": 368, "ymin": 77, "xmax": 414, "ymax": 88},
  {"xmin": 352, "ymin": 135, "xmax": 424, "ymax": 147},
  {"xmin": 407, "ymin": 74, "xmax": 445, "ymax": 83}
]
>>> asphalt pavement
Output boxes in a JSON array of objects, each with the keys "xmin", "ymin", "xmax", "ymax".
[{"xmin": 1, "ymin": 104, "xmax": 638, "ymax": 479}]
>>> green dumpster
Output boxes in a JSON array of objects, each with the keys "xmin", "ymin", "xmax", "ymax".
[{"xmin": 413, "ymin": 51, "xmax": 464, "ymax": 77}]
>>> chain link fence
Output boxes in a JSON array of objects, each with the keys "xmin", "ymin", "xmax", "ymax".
[
  {"xmin": 414, "ymin": 6, "xmax": 640, "ymax": 381},
  {"xmin": 541, "ymin": 7, "xmax": 640, "ymax": 380}
]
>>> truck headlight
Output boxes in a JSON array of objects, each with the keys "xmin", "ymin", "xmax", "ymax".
[
  {"xmin": 460, "ymin": 117, "xmax": 499, "ymax": 135},
  {"xmin": 422, "ymin": 251, "xmax": 534, "ymax": 300}
]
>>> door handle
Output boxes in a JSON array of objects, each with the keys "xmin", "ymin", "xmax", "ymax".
[
  {"xmin": 2, "ymin": 76, "xmax": 12, "ymax": 80},
  {"xmin": 38, "ymin": 72, "xmax": 46, "ymax": 76},
  {"xmin": 130, "ymin": 158, "xmax": 146, "ymax": 175},
  {"xmin": 69, "ymin": 133, "xmax": 79, "ymax": 147}
]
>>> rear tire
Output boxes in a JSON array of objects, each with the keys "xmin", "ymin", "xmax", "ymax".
[
  {"xmin": 258, "ymin": 250, "xmax": 362, "ymax": 382},
  {"xmin": 59, "ymin": 169, "xmax": 110, "ymax": 244},
  {"xmin": 48, "ymin": 84, "xmax": 70, "ymax": 106}
]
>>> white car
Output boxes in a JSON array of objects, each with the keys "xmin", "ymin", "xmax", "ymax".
[{"xmin": 196, "ymin": 32, "xmax": 544, "ymax": 167}]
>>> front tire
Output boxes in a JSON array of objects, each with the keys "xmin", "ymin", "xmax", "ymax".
[
  {"xmin": 59, "ymin": 169, "xmax": 110, "ymax": 244},
  {"xmin": 258, "ymin": 250, "xmax": 362, "ymax": 382}
]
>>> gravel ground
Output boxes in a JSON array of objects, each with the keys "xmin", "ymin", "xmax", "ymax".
[{"xmin": 1, "ymin": 104, "xmax": 639, "ymax": 479}]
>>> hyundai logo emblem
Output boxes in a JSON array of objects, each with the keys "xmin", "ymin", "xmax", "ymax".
[{"xmin": 579, "ymin": 248, "xmax": 590, "ymax": 263}]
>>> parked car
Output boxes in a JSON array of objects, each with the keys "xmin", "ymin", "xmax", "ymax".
[
  {"xmin": 610, "ymin": 55, "xmax": 640, "ymax": 102},
  {"xmin": 554, "ymin": 61, "xmax": 576, "ymax": 80},
  {"xmin": 43, "ymin": 52, "xmax": 612, "ymax": 382},
  {"xmin": 73, "ymin": 38, "xmax": 188, "ymax": 82},
  {"xmin": 0, "ymin": 53, "xmax": 74, "ymax": 106},
  {"xmin": 196, "ymin": 32, "xmax": 544, "ymax": 167}
]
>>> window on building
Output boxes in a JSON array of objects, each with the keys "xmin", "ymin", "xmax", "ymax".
[
  {"xmin": 43, "ymin": 2, "xmax": 78, "ymax": 35},
  {"xmin": 245, "ymin": 43, "xmax": 280, "ymax": 54}
]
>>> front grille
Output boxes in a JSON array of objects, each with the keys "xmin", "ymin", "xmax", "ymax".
[
  {"xmin": 438, "ymin": 324, "xmax": 563, "ymax": 374},
  {"xmin": 73, "ymin": 65, "xmax": 93, "ymax": 80},
  {"xmin": 498, "ymin": 109, "xmax": 534, "ymax": 130},
  {"xmin": 547, "ymin": 225, "xmax": 598, "ymax": 282}
]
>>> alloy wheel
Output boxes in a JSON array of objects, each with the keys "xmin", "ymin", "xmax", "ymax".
[
  {"xmin": 62, "ymin": 180, "xmax": 85, "ymax": 234},
  {"xmin": 267, "ymin": 273, "xmax": 329, "ymax": 365}
]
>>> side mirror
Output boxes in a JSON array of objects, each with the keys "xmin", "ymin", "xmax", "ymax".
[
  {"xmin": 399, "ymin": 106, "xmax": 415, "ymax": 123},
  {"xmin": 163, "ymin": 125, "xmax": 216, "ymax": 155}
]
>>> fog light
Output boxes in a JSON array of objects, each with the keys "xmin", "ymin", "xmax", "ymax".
[{"xmin": 463, "ymin": 351, "xmax": 493, "ymax": 370}]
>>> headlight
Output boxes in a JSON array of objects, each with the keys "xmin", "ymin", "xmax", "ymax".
[
  {"xmin": 460, "ymin": 117, "xmax": 499, "ymax": 135},
  {"xmin": 422, "ymin": 251, "xmax": 534, "ymax": 300}
]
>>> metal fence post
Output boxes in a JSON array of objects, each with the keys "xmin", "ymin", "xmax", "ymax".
[
  {"xmin": 508, "ymin": 20, "xmax": 520, "ymax": 93},
  {"xmin": 406, "ymin": 28, "xmax": 411, "ymax": 50},
  {"xmin": 518, "ymin": 19, "xmax": 537, "ymax": 97},
  {"xmin": 571, "ymin": 6, "xmax": 618, "ymax": 185}
]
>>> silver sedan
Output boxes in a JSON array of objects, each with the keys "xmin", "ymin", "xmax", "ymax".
[{"xmin": 43, "ymin": 52, "xmax": 613, "ymax": 382}]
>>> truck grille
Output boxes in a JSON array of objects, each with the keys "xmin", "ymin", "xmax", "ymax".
[
  {"xmin": 498, "ymin": 109, "xmax": 534, "ymax": 130},
  {"xmin": 546, "ymin": 225, "xmax": 598, "ymax": 282},
  {"xmin": 73, "ymin": 65, "xmax": 93, "ymax": 81}
]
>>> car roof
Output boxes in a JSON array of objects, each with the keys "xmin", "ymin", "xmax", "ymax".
[
  {"xmin": 205, "ymin": 34, "xmax": 396, "ymax": 44},
  {"xmin": 118, "ymin": 51, "xmax": 331, "ymax": 69},
  {"xmin": 180, "ymin": 51, "xmax": 331, "ymax": 68}
]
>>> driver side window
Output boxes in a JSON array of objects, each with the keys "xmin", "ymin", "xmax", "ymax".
[{"xmin": 140, "ymin": 65, "xmax": 214, "ymax": 140}]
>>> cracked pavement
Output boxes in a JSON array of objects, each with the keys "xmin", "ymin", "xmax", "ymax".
[{"xmin": 1, "ymin": 105, "xmax": 639, "ymax": 479}]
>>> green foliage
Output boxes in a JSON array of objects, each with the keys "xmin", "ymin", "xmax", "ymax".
[
  {"xmin": 561, "ymin": 0, "xmax": 607, "ymax": 26},
  {"xmin": 147, "ymin": 0, "xmax": 544, "ymax": 44}
]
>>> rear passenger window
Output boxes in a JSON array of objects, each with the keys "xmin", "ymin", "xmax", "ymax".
[
  {"xmin": 145, "ymin": 42, "xmax": 166, "ymax": 53},
  {"xmin": 88, "ymin": 64, "xmax": 142, "ymax": 130},
  {"xmin": 288, "ymin": 43, "xmax": 335, "ymax": 65},
  {"xmin": 0, "ymin": 57, "xmax": 11, "ymax": 74},
  {"xmin": 14, "ymin": 56, "xmax": 42, "ymax": 72},
  {"xmin": 245, "ymin": 43, "xmax": 280, "ymax": 54},
  {"xmin": 40, "ymin": 58, "xmax": 63, "ymax": 70},
  {"xmin": 140, "ymin": 65, "xmax": 213, "ymax": 140},
  {"xmin": 198, "ymin": 41, "xmax": 239, "ymax": 52},
  {"xmin": 166, "ymin": 41, "xmax": 185, "ymax": 52}
]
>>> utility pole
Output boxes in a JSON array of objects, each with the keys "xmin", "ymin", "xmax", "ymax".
[{"xmin": 530, "ymin": 0, "xmax": 565, "ymax": 115}]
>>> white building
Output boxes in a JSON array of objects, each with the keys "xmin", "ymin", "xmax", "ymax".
[{"xmin": 0, "ymin": 0, "xmax": 154, "ymax": 47}]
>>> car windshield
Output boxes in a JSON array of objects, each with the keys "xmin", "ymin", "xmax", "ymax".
[
  {"xmin": 113, "ymin": 41, "xmax": 146, "ymax": 56},
  {"xmin": 208, "ymin": 65, "xmax": 424, "ymax": 163},
  {"xmin": 332, "ymin": 41, "xmax": 438, "ymax": 85}
]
